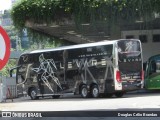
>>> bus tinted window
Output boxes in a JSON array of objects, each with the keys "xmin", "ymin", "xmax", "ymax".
[
  {"xmin": 156, "ymin": 61, "xmax": 160, "ymax": 73},
  {"xmin": 118, "ymin": 40, "xmax": 142, "ymax": 73},
  {"xmin": 118, "ymin": 40, "xmax": 141, "ymax": 60}
]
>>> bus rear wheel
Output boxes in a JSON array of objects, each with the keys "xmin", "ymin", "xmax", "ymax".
[
  {"xmin": 80, "ymin": 85, "xmax": 89, "ymax": 98},
  {"xmin": 91, "ymin": 85, "xmax": 99, "ymax": 98},
  {"xmin": 29, "ymin": 88, "xmax": 38, "ymax": 100},
  {"xmin": 115, "ymin": 92, "xmax": 124, "ymax": 98}
]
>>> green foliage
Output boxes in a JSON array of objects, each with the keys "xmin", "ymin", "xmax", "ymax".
[
  {"xmin": 11, "ymin": 0, "xmax": 72, "ymax": 29},
  {"xmin": 10, "ymin": 0, "xmax": 160, "ymax": 44},
  {"xmin": 0, "ymin": 59, "xmax": 17, "ymax": 77},
  {"xmin": 11, "ymin": 0, "xmax": 160, "ymax": 30}
]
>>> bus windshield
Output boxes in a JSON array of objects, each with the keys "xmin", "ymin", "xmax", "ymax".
[{"xmin": 118, "ymin": 40, "xmax": 142, "ymax": 73}]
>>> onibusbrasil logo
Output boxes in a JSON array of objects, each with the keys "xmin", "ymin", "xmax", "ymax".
[{"xmin": 0, "ymin": 26, "xmax": 10, "ymax": 70}]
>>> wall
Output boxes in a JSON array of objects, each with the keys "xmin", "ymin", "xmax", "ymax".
[{"xmin": 121, "ymin": 29, "xmax": 160, "ymax": 62}]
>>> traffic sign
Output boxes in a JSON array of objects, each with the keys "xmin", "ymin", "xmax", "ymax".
[{"xmin": 0, "ymin": 26, "xmax": 10, "ymax": 70}]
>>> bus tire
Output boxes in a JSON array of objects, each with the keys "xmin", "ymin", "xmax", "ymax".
[
  {"xmin": 29, "ymin": 88, "xmax": 38, "ymax": 100},
  {"xmin": 115, "ymin": 92, "xmax": 124, "ymax": 98},
  {"xmin": 80, "ymin": 85, "xmax": 89, "ymax": 98},
  {"xmin": 91, "ymin": 85, "xmax": 99, "ymax": 98}
]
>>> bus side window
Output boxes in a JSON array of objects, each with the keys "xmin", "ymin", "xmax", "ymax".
[
  {"xmin": 149, "ymin": 60, "xmax": 156, "ymax": 75},
  {"xmin": 156, "ymin": 61, "xmax": 160, "ymax": 73}
]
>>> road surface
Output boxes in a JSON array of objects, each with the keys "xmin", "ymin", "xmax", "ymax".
[{"xmin": 0, "ymin": 92, "xmax": 160, "ymax": 119}]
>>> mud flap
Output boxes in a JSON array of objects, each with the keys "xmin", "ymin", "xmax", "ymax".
[{"xmin": 114, "ymin": 81, "xmax": 122, "ymax": 90}]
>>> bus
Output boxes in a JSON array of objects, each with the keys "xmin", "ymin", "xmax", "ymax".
[
  {"xmin": 10, "ymin": 39, "xmax": 144, "ymax": 100},
  {"xmin": 144, "ymin": 54, "xmax": 160, "ymax": 89}
]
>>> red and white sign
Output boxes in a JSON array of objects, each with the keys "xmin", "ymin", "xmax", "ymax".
[{"xmin": 0, "ymin": 26, "xmax": 10, "ymax": 70}]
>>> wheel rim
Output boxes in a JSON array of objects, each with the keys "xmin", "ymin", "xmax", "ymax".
[
  {"xmin": 92, "ymin": 87, "xmax": 98, "ymax": 97},
  {"xmin": 31, "ymin": 90, "xmax": 36, "ymax": 98},
  {"xmin": 82, "ymin": 87, "xmax": 87, "ymax": 97}
]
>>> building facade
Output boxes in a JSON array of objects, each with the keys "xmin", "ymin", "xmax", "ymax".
[{"xmin": 121, "ymin": 18, "xmax": 160, "ymax": 62}]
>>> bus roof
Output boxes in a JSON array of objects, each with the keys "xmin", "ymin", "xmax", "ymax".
[
  {"xmin": 148, "ymin": 54, "xmax": 160, "ymax": 61},
  {"xmin": 26, "ymin": 39, "xmax": 140, "ymax": 54}
]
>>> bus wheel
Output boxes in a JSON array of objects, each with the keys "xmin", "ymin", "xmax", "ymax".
[
  {"xmin": 115, "ymin": 92, "xmax": 124, "ymax": 98},
  {"xmin": 91, "ymin": 85, "xmax": 99, "ymax": 98},
  {"xmin": 105, "ymin": 93, "xmax": 113, "ymax": 98},
  {"xmin": 30, "ymin": 88, "xmax": 38, "ymax": 100},
  {"xmin": 80, "ymin": 85, "xmax": 89, "ymax": 98}
]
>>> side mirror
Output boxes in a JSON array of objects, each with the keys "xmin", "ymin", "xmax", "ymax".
[
  {"xmin": 10, "ymin": 69, "xmax": 13, "ymax": 77},
  {"xmin": 9, "ymin": 66, "xmax": 20, "ymax": 77}
]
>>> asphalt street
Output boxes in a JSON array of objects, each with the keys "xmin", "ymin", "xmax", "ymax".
[{"xmin": 1, "ymin": 91, "xmax": 160, "ymax": 119}]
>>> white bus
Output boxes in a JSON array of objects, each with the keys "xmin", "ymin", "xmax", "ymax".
[{"xmin": 10, "ymin": 39, "xmax": 144, "ymax": 99}]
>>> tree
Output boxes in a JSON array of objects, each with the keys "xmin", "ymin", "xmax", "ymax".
[
  {"xmin": 0, "ymin": 59, "xmax": 17, "ymax": 77},
  {"xmin": 10, "ymin": 0, "xmax": 160, "ymax": 43},
  {"xmin": 11, "ymin": 0, "xmax": 160, "ymax": 29}
]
